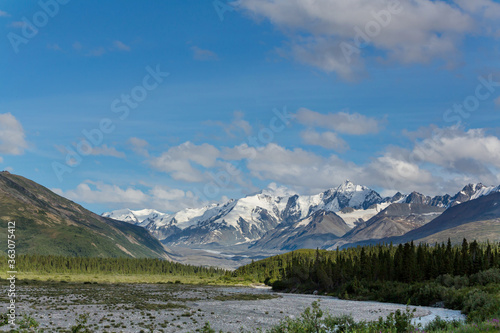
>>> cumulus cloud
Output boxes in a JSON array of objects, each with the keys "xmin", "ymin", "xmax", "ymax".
[
  {"xmin": 149, "ymin": 142, "xmax": 220, "ymax": 182},
  {"xmin": 455, "ymin": 0, "xmax": 500, "ymax": 21},
  {"xmin": 295, "ymin": 108, "xmax": 382, "ymax": 134},
  {"xmin": 224, "ymin": 143, "xmax": 360, "ymax": 191},
  {"xmin": 0, "ymin": 10, "xmax": 10, "ymax": 17},
  {"xmin": 363, "ymin": 127, "xmax": 500, "ymax": 194},
  {"xmin": 53, "ymin": 181, "xmax": 148, "ymax": 206},
  {"xmin": 53, "ymin": 181, "xmax": 202, "ymax": 212},
  {"xmin": 363, "ymin": 147, "xmax": 439, "ymax": 194},
  {"xmin": 409, "ymin": 128, "xmax": 500, "ymax": 174},
  {"xmin": 0, "ymin": 113, "xmax": 28, "ymax": 155},
  {"xmin": 237, "ymin": 0, "xmax": 476, "ymax": 79},
  {"xmin": 300, "ymin": 129, "xmax": 348, "ymax": 151},
  {"xmin": 128, "ymin": 137, "xmax": 149, "ymax": 157},
  {"xmin": 90, "ymin": 144, "xmax": 126, "ymax": 158},
  {"xmin": 148, "ymin": 185, "xmax": 200, "ymax": 211},
  {"xmin": 191, "ymin": 46, "xmax": 219, "ymax": 61},
  {"xmin": 223, "ymin": 126, "xmax": 500, "ymax": 196}
]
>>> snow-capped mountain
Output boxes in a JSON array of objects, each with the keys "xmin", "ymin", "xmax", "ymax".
[
  {"xmin": 152, "ymin": 180, "xmax": 385, "ymax": 247},
  {"xmin": 146, "ymin": 202, "xmax": 231, "ymax": 240},
  {"xmin": 386, "ymin": 183, "xmax": 500, "ymax": 208},
  {"xmin": 102, "ymin": 208, "xmax": 168, "ymax": 227},
  {"xmin": 102, "ymin": 181, "xmax": 500, "ymax": 252}
]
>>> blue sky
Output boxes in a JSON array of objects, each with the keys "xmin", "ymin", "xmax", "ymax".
[{"xmin": 1, "ymin": 0, "xmax": 500, "ymax": 214}]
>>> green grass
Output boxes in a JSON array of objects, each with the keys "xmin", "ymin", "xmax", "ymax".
[{"xmin": 0, "ymin": 271, "xmax": 255, "ymax": 286}]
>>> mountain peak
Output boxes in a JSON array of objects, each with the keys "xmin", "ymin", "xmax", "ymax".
[
  {"xmin": 336, "ymin": 180, "xmax": 365, "ymax": 193},
  {"xmin": 261, "ymin": 182, "xmax": 296, "ymax": 197}
]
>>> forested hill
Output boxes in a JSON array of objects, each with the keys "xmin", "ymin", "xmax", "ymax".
[
  {"xmin": 234, "ymin": 240, "xmax": 500, "ymax": 289},
  {"xmin": 233, "ymin": 240, "xmax": 500, "ymax": 321}
]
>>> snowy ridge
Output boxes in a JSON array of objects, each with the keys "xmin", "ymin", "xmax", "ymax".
[
  {"xmin": 469, "ymin": 184, "xmax": 500, "ymax": 200},
  {"xmin": 102, "ymin": 181, "xmax": 500, "ymax": 248},
  {"xmin": 337, "ymin": 203, "xmax": 391, "ymax": 228},
  {"xmin": 102, "ymin": 208, "xmax": 168, "ymax": 227}
]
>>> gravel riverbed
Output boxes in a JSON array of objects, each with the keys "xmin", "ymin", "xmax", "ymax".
[{"xmin": 1, "ymin": 282, "xmax": 465, "ymax": 332}]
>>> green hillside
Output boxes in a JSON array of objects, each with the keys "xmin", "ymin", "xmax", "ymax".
[{"xmin": 0, "ymin": 171, "xmax": 168, "ymax": 259}]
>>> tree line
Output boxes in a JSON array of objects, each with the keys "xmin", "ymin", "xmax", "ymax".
[
  {"xmin": 234, "ymin": 239, "xmax": 500, "ymax": 291},
  {"xmin": 1, "ymin": 254, "xmax": 227, "ymax": 277}
]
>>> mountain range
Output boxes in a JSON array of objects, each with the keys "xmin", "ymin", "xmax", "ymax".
[
  {"xmin": 2, "ymin": 170, "xmax": 498, "ymax": 269},
  {"xmin": 103, "ymin": 180, "xmax": 500, "ymax": 264}
]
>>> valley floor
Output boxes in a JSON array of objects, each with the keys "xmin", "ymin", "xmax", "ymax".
[{"xmin": 0, "ymin": 281, "xmax": 464, "ymax": 332}]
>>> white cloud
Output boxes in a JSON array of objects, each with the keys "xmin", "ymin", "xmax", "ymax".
[
  {"xmin": 455, "ymin": 0, "xmax": 500, "ymax": 20},
  {"xmin": 112, "ymin": 40, "xmax": 131, "ymax": 51},
  {"xmin": 90, "ymin": 144, "xmax": 126, "ymax": 158},
  {"xmin": 148, "ymin": 186, "xmax": 199, "ymax": 211},
  {"xmin": 0, "ymin": 113, "xmax": 28, "ymax": 155},
  {"xmin": 149, "ymin": 142, "xmax": 220, "ymax": 182},
  {"xmin": 53, "ymin": 181, "xmax": 201, "ymax": 212},
  {"xmin": 300, "ymin": 129, "xmax": 348, "ymax": 151},
  {"xmin": 0, "ymin": 157, "xmax": 3, "ymax": 163},
  {"xmin": 410, "ymin": 128, "xmax": 500, "ymax": 173},
  {"xmin": 362, "ymin": 127, "xmax": 500, "ymax": 194},
  {"xmin": 225, "ymin": 143, "xmax": 360, "ymax": 191},
  {"xmin": 237, "ymin": 0, "xmax": 475, "ymax": 79},
  {"xmin": 128, "ymin": 137, "xmax": 149, "ymax": 157},
  {"xmin": 0, "ymin": 10, "xmax": 10, "ymax": 17},
  {"xmin": 53, "ymin": 181, "xmax": 148, "ymax": 206},
  {"xmin": 495, "ymin": 96, "xmax": 500, "ymax": 107},
  {"xmin": 191, "ymin": 46, "xmax": 219, "ymax": 61},
  {"xmin": 223, "ymin": 126, "xmax": 500, "ymax": 195},
  {"xmin": 296, "ymin": 108, "xmax": 382, "ymax": 134},
  {"xmin": 363, "ymin": 147, "xmax": 439, "ymax": 194}
]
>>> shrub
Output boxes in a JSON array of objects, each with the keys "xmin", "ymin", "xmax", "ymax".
[
  {"xmin": 470, "ymin": 268, "xmax": 500, "ymax": 286},
  {"xmin": 462, "ymin": 289, "xmax": 500, "ymax": 322}
]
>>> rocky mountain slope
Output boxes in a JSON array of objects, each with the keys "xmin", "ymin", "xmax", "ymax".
[
  {"xmin": 327, "ymin": 203, "xmax": 445, "ymax": 249},
  {"xmin": 397, "ymin": 192, "xmax": 500, "ymax": 244}
]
